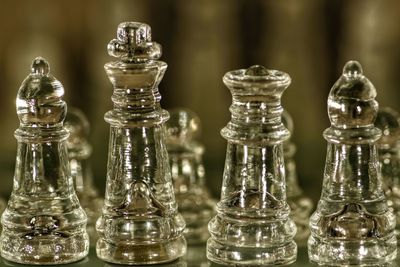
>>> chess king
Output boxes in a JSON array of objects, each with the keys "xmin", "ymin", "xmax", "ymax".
[
  {"xmin": 308, "ymin": 61, "xmax": 397, "ymax": 265},
  {"xmin": 0, "ymin": 57, "xmax": 89, "ymax": 264},
  {"xmin": 96, "ymin": 22, "xmax": 186, "ymax": 264}
]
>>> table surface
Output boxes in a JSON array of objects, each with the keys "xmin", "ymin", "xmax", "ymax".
[{"xmin": 0, "ymin": 245, "xmax": 387, "ymax": 267}]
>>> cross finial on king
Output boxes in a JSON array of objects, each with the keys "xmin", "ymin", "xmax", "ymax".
[{"xmin": 107, "ymin": 21, "xmax": 162, "ymax": 62}]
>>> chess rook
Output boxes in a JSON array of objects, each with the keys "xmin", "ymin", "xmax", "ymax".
[
  {"xmin": 207, "ymin": 65, "xmax": 297, "ymax": 266},
  {"xmin": 308, "ymin": 61, "xmax": 397, "ymax": 265},
  {"xmin": 0, "ymin": 57, "xmax": 89, "ymax": 264},
  {"xmin": 96, "ymin": 22, "xmax": 186, "ymax": 265}
]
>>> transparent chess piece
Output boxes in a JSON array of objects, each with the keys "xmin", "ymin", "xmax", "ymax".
[
  {"xmin": 0, "ymin": 57, "xmax": 89, "ymax": 264},
  {"xmin": 207, "ymin": 65, "xmax": 297, "ymax": 266},
  {"xmin": 308, "ymin": 61, "xmax": 397, "ymax": 265},
  {"xmin": 166, "ymin": 108, "xmax": 217, "ymax": 244},
  {"xmin": 282, "ymin": 110, "xmax": 313, "ymax": 244},
  {"xmin": 375, "ymin": 107, "xmax": 400, "ymax": 238},
  {"xmin": 96, "ymin": 22, "xmax": 186, "ymax": 265},
  {"xmin": 65, "ymin": 107, "xmax": 103, "ymax": 244}
]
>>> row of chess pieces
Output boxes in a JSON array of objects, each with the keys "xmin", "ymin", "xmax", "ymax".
[{"xmin": 0, "ymin": 20, "xmax": 398, "ymax": 267}]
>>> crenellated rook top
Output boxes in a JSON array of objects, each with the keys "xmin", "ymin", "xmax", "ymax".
[{"xmin": 221, "ymin": 65, "xmax": 291, "ymax": 145}]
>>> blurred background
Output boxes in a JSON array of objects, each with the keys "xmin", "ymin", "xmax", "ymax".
[{"xmin": 0, "ymin": 0, "xmax": 399, "ymax": 204}]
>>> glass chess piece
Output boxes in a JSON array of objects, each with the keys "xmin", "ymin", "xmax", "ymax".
[
  {"xmin": 207, "ymin": 65, "xmax": 297, "ymax": 266},
  {"xmin": 96, "ymin": 22, "xmax": 187, "ymax": 265},
  {"xmin": 166, "ymin": 108, "xmax": 217, "ymax": 245},
  {"xmin": 308, "ymin": 61, "xmax": 397, "ymax": 265},
  {"xmin": 282, "ymin": 110, "xmax": 313, "ymax": 244},
  {"xmin": 0, "ymin": 57, "xmax": 89, "ymax": 264},
  {"xmin": 375, "ymin": 107, "xmax": 400, "ymax": 238},
  {"xmin": 65, "ymin": 107, "xmax": 103, "ymax": 244}
]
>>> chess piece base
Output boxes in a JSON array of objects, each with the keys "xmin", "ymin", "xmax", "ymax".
[
  {"xmin": 207, "ymin": 238, "xmax": 297, "ymax": 266},
  {"xmin": 308, "ymin": 235, "xmax": 397, "ymax": 266},
  {"xmin": 0, "ymin": 231, "xmax": 89, "ymax": 265},
  {"xmin": 96, "ymin": 236, "xmax": 187, "ymax": 265}
]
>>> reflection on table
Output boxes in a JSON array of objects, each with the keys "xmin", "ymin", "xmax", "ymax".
[{"xmin": 2, "ymin": 245, "xmax": 399, "ymax": 267}]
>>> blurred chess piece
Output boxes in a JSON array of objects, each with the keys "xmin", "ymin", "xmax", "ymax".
[
  {"xmin": 65, "ymin": 107, "xmax": 103, "ymax": 244},
  {"xmin": 282, "ymin": 110, "xmax": 313, "ymax": 244},
  {"xmin": 308, "ymin": 61, "xmax": 397, "ymax": 265},
  {"xmin": 375, "ymin": 107, "xmax": 400, "ymax": 238},
  {"xmin": 0, "ymin": 198, "xmax": 6, "ymax": 231},
  {"xmin": 166, "ymin": 108, "xmax": 216, "ymax": 245},
  {"xmin": 207, "ymin": 65, "xmax": 297, "ymax": 266},
  {"xmin": 0, "ymin": 57, "xmax": 89, "ymax": 264},
  {"xmin": 96, "ymin": 22, "xmax": 186, "ymax": 264}
]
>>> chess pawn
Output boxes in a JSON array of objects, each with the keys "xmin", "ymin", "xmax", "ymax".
[
  {"xmin": 207, "ymin": 65, "xmax": 297, "ymax": 266},
  {"xmin": 308, "ymin": 61, "xmax": 397, "ymax": 265},
  {"xmin": 166, "ymin": 108, "xmax": 216, "ymax": 244},
  {"xmin": 282, "ymin": 110, "xmax": 313, "ymax": 243},
  {"xmin": 65, "ymin": 107, "xmax": 103, "ymax": 244},
  {"xmin": 375, "ymin": 107, "xmax": 400, "ymax": 238},
  {"xmin": 0, "ymin": 57, "xmax": 89, "ymax": 264},
  {"xmin": 96, "ymin": 22, "xmax": 186, "ymax": 265}
]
